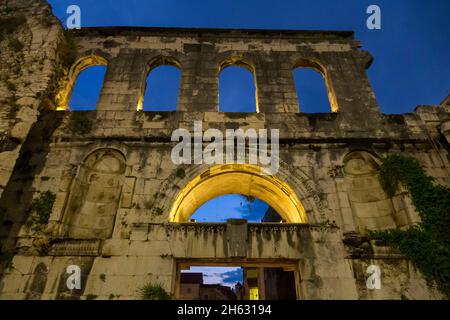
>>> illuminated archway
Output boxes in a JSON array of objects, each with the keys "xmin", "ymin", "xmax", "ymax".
[
  {"xmin": 292, "ymin": 59, "xmax": 338, "ymax": 113},
  {"xmin": 55, "ymin": 55, "xmax": 108, "ymax": 110},
  {"xmin": 169, "ymin": 164, "xmax": 307, "ymax": 223}
]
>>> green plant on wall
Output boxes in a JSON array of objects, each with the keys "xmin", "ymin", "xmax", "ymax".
[
  {"xmin": 176, "ymin": 168, "xmax": 185, "ymax": 179},
  {"xmin": 139, "ymin": 282, "xmax": 171, "ymax": 300},
  {"xmin": 47, "ymin": 29, "xmax": 78, "ymax": 105},
  {"xmin": 25, "ymin": 191, "xmax": 56, "ymax": 254},
  {"xmin": 369, "ymin": 154, "xmax": 450, "ymax": 298},
  {"xmin": 30, "ymin": 191, "xmax": 56, "ymax": 226},
  {"xmin": 0, "ymin": 15, "xmax": 26, "ymax": 42},
  {"xmin": 57, "ymin": 29, "xmax": 78, "ymax": 70},
  {"xmin": 68, "ymin": 112, "xmax": 93, "ymax": 135},
  {"xmin": 0, "ymin": 253, "xmax": 14, "ymax": 271}
]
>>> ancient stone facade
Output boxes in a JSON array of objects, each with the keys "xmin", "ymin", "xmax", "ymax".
[{"xmin": 0, "ymin": 0, "xmax": 449, "ymax": 300}]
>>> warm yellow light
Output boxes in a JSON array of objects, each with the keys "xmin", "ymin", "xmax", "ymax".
[
  {"xmin": 249, "ymin": 287, "xmax": 259, "ymax": 300},
  {"xmin": 136, "ymin": 95, "xmax": 143, "ymax": 111},
  {"xmin": 55, "ymin": 55, "xmax": 108, "ymax": 111},
  {"xmin": 168, "ymin": 164, "xmax": 307, "ymax": 223}
]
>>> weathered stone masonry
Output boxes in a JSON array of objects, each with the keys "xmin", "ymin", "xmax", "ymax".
[{"xmin": 0, "ymin": 0, "xmax": 449, "ymax": 299}]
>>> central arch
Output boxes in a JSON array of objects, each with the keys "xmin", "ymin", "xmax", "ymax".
[{"xmin": 169, "ymin": 164, "xmax": 307, "ymax": 223}]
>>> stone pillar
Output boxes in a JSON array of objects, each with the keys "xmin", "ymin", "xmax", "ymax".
[
  {"xmin": 441, "ymin": 120, "xmax": 450, "ymax": 143},
  {"xmin": 254, "ymin": 55, "xmax": 299, "ymax": 113},
  {"xmin": 97, "ymin": 52, "xmax": 142, "ymax": 111},
  {"xmin": 179, "ymin": 44, "xmax": 218, "ymax": 112},
  {"xmin": 226, "ymin": 219, "xmax": 248, "ymax": 257},
  {"xmin": 326, "ymin": 51, "xmax": 381, "ymax": 121}
]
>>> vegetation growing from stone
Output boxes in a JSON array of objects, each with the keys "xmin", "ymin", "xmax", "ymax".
[
  {"xmin": 42, "ymin": 30, "xmax": 78, "ymax": 108},
  {"xmin": 139, "ymin": 282, "xmax": 171, "ymax": 300},
  {"xmin": 30, "ymin": 191, "xmax": 56, "ymax": 226},
  {"xmin": 68, "ymin": 112, "xmax": 93, "ymax": 135},
  {"xmin": 370, "ymin": 154, "xmax": 450, "ymax": 298},
  {"xmin": 57, "ymin": 30, "xmax": 78, "ymax": 69},
  {"xmin": 7, "ymin": 96, "xmax": 20, "ymax": 119},
  {"xmin": 176, "ymin": 168, "xmax": 185, "ymax": 179},
  {"xmin": 225, "ymin": 112, "xmax": 249, "ymax": 119},
  {"xmin": 0, "ymin": 253, "xmax": 14, "ymax": 271},
  {"xmin": 0, "ymin": 15, "xmax": 26, "ymax": 42},
  {"xmin": 243, "ymin": 195, "xmax": 255, "ymax": 203},
  {"xmin": 8, "ymin": 38, "xmax": 24, "ymax": 52}
]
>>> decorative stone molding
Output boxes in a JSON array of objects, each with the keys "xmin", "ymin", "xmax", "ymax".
[{"xmin": 48, "ymin": 239, "xmax": 101, "ymax": 256}]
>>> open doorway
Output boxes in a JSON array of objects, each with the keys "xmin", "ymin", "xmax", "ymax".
[{"xmin": 176, "ymin": 261, "xmax": 299, "ymax": 300}]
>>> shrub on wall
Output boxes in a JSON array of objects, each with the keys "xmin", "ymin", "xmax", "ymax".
[
  {"xmin": 30, "ymin": 191, "xmax": 56, "ymax": 226},
  {"xmin": 370, "ymin": 154, "xmax": 450, "ymax": 298},
  {"xmin": 68, "ymin": 112, "xmax": 93, "ymax": 135},
  {"xmin": 139, "ymin": 282, "xmax": 171, "ymax": 300}
]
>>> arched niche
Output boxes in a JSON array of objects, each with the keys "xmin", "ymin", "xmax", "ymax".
[
  {"xmin": 63, "ymin": 149, "xmax": 126, "ymax": 239},
  {"xmin": 26, "ymin": 262, "xmax": 48, "ymax": 300},
  {"xmin": 343, "ymin": 151, "xmax": 397, "ymax": 233},
  {"xmin": 168, "ymin": 164, "xmax": 307, "ymax": 223}
]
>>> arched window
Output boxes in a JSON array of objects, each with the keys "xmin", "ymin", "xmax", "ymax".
[
  {"xmin": 142, "ymin": 65, "xmax": 181, "ymax": 111},
  {"xmin": 293, "ymin": 67, "xmax": 333, "ymax": 113},
  {"xmin": 219, "ymin": 64, "xmax": 258, "ymax": 113},
  {"xmin": 190, "ymin": 194, "xmax": 282, "ymax": 223},
  {"xmin": 68, "ymin": 65, "xmax": 107, "ymax": 110},
  {"xmin": 55, "ymin": 55, "xmax": 108, "ymax": 111},
  {"xmin": 169, "ymin": 164, "xmax": 306, "ymax": 223}
]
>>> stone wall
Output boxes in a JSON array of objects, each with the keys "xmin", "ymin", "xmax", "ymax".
[{"xmin": 0, "ymin": 0, "xmax": 449, "ymax": 300}]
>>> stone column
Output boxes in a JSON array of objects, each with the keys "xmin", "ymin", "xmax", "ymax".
[
  {"xmin": 97, "ymin": 51, "xmax": 142, "ymax": 111},
  {"xmin": 325, "ymin": 51, "xmax": 381, "ymax": 122},
  {"xmin": 254, "ymin": 55, "xmax": 299, "ymax": 113},
  {"xmin": 179, "ymin": 44, "xmax": 218, "ymax": 112}
]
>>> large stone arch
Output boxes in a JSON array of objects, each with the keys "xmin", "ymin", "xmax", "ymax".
[
  {"xmin": 152, "ymin": 158, "xmax": 328, "ymax": 223},
  {"xmin": 168, "ymin": 164, "xmax": 306, "ymax": 223}
]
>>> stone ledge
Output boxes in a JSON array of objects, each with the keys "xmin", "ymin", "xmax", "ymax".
[{"xmin": 48, "ymin": 239, "xmax": 102, "ymax": 256}]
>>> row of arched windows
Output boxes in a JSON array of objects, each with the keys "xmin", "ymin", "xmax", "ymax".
[{"xmin": 66, "ymin": 58, "xmax": 333, "ymax": 113}]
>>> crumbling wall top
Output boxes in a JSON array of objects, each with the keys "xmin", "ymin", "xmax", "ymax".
[{"xmin": 73, "ymin": 26, "xmax": 355, "ymax": 41}]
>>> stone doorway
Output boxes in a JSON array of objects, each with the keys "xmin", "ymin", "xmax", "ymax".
[{"xmin": 174, "ymin": 260, "xmax": 300, "ymax": 300}]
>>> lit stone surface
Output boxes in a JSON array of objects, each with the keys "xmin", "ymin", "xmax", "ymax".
[{"xmin": 0, "ymin": 0, "xmax": 448, "ymax": 300}]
